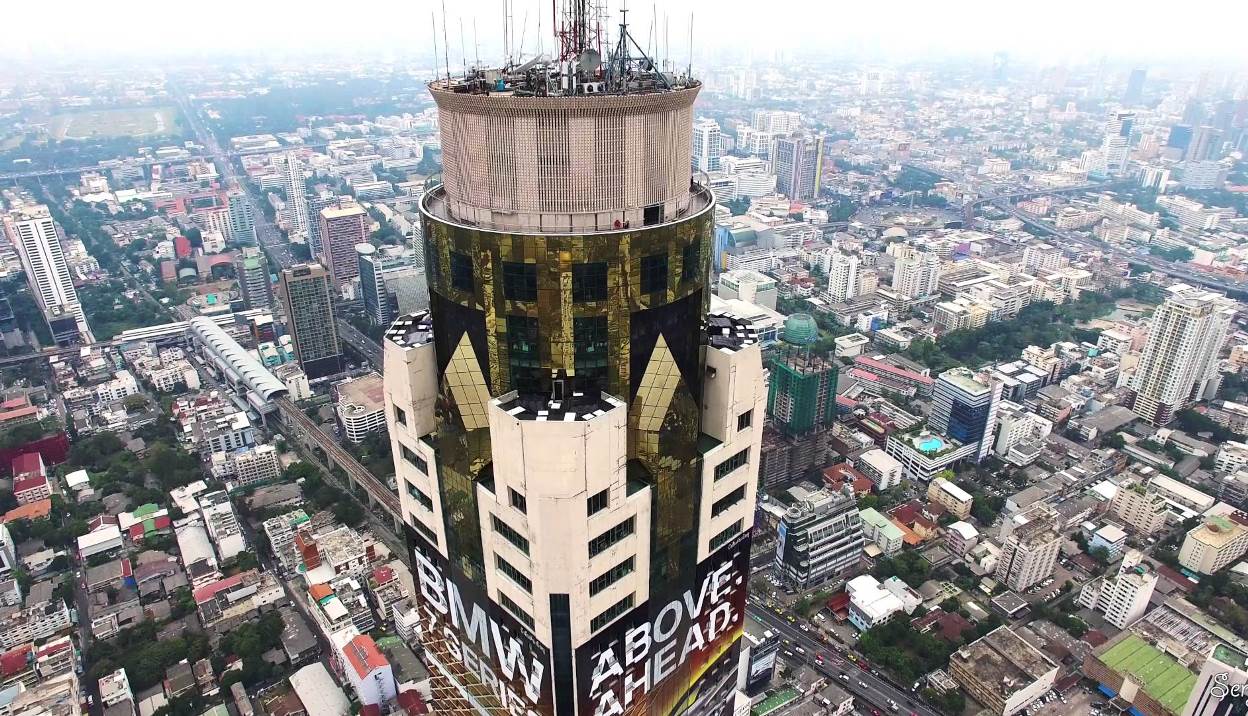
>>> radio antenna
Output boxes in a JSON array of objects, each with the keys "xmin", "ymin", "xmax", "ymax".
[{"xmin": 430, "ymin": 13, "xmax": 440, "ymax": 82}]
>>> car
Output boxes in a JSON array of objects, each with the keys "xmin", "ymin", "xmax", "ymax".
[
  {"xmin": 795, "ymin": 647, "xmax": 806, "ymax": 655},
  {"xmin": 860, "ymin": 681, "xmax": 869, "ymax": 688},
  {"xmin": 838, "ymin": 673, "xmax": 849, "ymax": 682}
]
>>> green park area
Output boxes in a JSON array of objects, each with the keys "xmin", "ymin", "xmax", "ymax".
[
  {"xmin": 752, "ymin": 687, "xmax": 800, "ymax": 716},
  {"xmin": 48, "ymin": 106, "xmax": 178, "ymax": 140},
  {"xmin": 1098, "ymin": 634, "xmax": 1196, "ymax": 714}
]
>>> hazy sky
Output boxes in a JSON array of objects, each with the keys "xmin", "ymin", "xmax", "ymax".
[{"xmin": 5, "ymin": 0, "xmax": 1248, "ymax": 65}]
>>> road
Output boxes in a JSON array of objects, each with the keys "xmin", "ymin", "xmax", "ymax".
[
  {"xmin": 172, "ymin": 86, "xmax": 296, "ymax": 271},
  {"xmin": 747, "ymin": 601, "xmax": 938, "ymax": 716},
  {"xmin": 335, "ymin": 318, "xmax": 383, "ymax": 368}
]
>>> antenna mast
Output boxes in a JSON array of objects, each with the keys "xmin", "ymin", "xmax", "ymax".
[{"xmin": 430, "ymin": 12, "xmax": 440, "ymax": 82}]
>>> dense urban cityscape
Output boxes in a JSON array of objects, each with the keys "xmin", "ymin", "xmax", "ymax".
[{"xmin": 0, "ymin": 3, "xmax": 1247, "ymax": 716}]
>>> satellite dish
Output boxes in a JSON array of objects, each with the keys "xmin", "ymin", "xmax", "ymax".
[{"xmin": 578, "ymin": 49, "xmax": 602, "ymax": 76}]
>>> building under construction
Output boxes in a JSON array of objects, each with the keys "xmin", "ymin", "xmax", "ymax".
[{"xmin": 385, "ymin": 3, "xmax": 768, "ymax": 714}]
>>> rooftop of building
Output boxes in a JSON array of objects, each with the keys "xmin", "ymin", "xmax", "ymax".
[
  {"xmin": 494, "ymin": 389, "xmax": 623, "ymax": 423},
  {"xmin": 1096, "ymin": 633, "xmax": 1195, "ymax": 714},
  {"xmin": 384, "ymin": 311, "xmax": 433, "ymax": 348},
  {"xmin": 706, "ymin": 313, "xmax": 760, "ymax": 353},
  {"xmin": 951, "ymin": 626, "xmax": 1058, "ymax": 696},
  {"xmin": 335, "ymin": 373, "xmax": 385, "ymax": 415},
  {"xmin": 1190, "ymin": 516, "xmax": 1245, "ymax": 546}
]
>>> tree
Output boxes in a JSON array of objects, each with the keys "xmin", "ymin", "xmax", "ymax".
[{"xmin": 123, "ymin": 394, "xmax": 149, "ymax": 413}]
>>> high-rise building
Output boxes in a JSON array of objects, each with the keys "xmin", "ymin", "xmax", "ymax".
[
  {"xmin": 1102, "ymin": 111, "xmax": 1135, "ymax": 175},
  {"xmin": 773, "ymin": 485, "xmax": 863, "ymax": 589},
  {"xmin": 278, "ymin": 263, "xmax": 341, "ymax": 379},
  {"xmin": 316, "ymin": 203, "xmax": 369, "ymax": 293},
  {"xmin": 384, "ymin": 30, "xmax": 767, "ymax": 715},
  {"xmin": 890, "ymin": 247, "xmax": 940, "ymax": 299},
  {"xmin": 768, "ymin": 348, "xmax": 838, "ymax": 438},
  {"xmin": 995, "ymin": 505, "xmax": 1062, "ymax": 591},
  {"xmin": 1123, "ymin": 68, "xmax": 1147, "ymax": 105},
  {"xmin": 1021, "ymin": 242, "xmax": 1063, "ymax": 273},
  {"xmin": 2, "ymin": 206, "xmax": 92, "ymax": 345},
  {"xmin": 751, "ymin": 110, "xmax": 800, "ymax": 135},
  {"xmin": 234, "ymin": 247, "xmax": 273, "ymax": 310},
  {"xmin": 1076, "ymin": 550, "xmax": 1157, "ymax": 629},
  {"xmin": 825, "ymin": 253, "xmax": 860, "ymax": 302},
  {"xmin": 226, "ymin": 189, "xmax": 256, "ymax": 245},
  {"xmin": 1109, "ymin": 481, "xmax": 1169, "ymax": 536},
  {"xmin": 692, "ymin": 117, "xmax": 722, "ymax": 173},
  {"xmin": 929, "ymin": 367, "xmax": 1001, "ymax": 463},
  {"xmin": 1129, "ymin": 284, "xmax": 1235, "ymax": 426},
  {"xmin": 307, "ymin": 191, "xmax": 345, "ymax": 258},
  {"xmin": 1167, "ymin": 124, "xmax": 1194, "ymax": 152},
  {"xmin": 357, "ymin": 244, "xmax": 427, "ymax": 327},
  {"xmin": 1186, "ymin": 125, "xmax": 1223, "ymax": 163},
  {"xmin": 773, "ymin": 133, "xmax": 824, "ymax": 200},
  {"xmin": 279, "ymin": 153, "xmax": 311, "ymax": 243}
]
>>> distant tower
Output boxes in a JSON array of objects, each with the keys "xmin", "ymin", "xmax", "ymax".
[
  {"xmin": 1123, "ymin": 67, "xmax": 1147, "ymax": 105},
  {"xmin": 891, "ymin": 247, "xmax": 941, "ymax": 299},
  {"xmin": 2, "ymin": 206, "xmax": 92, "ymax": 345},
  {"xmin": 279, "ymin": 153, "xmax": 310, "ymax": 243},
  {"xmin": 315, "ymin": 203, "xmax": 368, "ymax": 293},
  {"xmin": 773, "ymin": 133, "xmax": 824, "ymax": 200},
  {"xmin": 278, "ymin": 263, "xmax": 341, "ymax": 379},
  {"xmin": 383, "ymin": 4, "xmax": 768, "ymax": 713},
  {"xmin": 226, "ymin": 189, "xmax": 256, "ymax": 245},
  {"xmin": 1129, "ymin": 284, "xmax": 1235, "ymax": 426},
  {"xmin": 234, "ymin": 246, "xmax": 273, "ymax": 310},
  {"xmin": 1102, "ymin": 111, "xmax": 1135, "ymax": 175},
  {"xmin": 691, "ymin": 117, "xmax": 723, "ymax": 172}
]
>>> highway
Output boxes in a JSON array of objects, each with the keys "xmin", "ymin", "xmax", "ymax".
[
  {"xmin": 172, "ymin": 86, "xmax": 297, "ymax": 270},
  {"xmin": 274, "ymin": 395, "xmax": 401, "ymax": 518},
  {"xmin": 336, "ymin": 318, "xmax": 384, "ymax": 368},
  {"xmin": 747, "ymin": 601, "xmax": 937, "ymax": 716}
]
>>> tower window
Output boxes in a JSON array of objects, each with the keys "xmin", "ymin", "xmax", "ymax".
[
  {"xmin": 682, "ymin": 242, "xmax": 701, "ymax": 282},
  {"xmin": 450, "ymin": 251, "xmax": 474, "ymax": 292},
  {"xmin": 502, "ymin": 261, "xmax": 537, "ymax": 301},
  {"xmin": 587, "ymin": 489, "xmax": 609, "ymax": 516},
  {"xmin": 640, "ymin": 254, "xmax": 668, "ymax": 294},
  {"xmin": 574, "ymin": 316, "xmax": 609, "ymax": 385},
  {"xmin": 572, "ymin": 262, "xmax": 608, "ymax": 302},
  {"xmin": 507, "ymin": 316, "xmax": 541, "ymax": 392}
]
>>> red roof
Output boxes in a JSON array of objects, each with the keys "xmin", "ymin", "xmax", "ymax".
[
  {"xmin": 853, "ymin": 355, "xmax": 935, "ymax": 385},
  {"xmin": 36, "ymin": 640, "xmax": 71, "ymax": 658},
  {"xmin": 343, "ymin": 634, "xmax": 388, "ymax": 679},
  {"xmin": 397, "ymin": 689, "xmax": 429, "ymax": 715},
  {"xmin": 0, "ymin": 645, "xmax": 30, "ymax": 677},
  {"xmin": 193, "ymin": 571, "xmax": 250, "ymax": 604},
  {"xmin": 372, "ymin": 565, "xmax": 395, "ymax": 585},
  {"xmin": 0, "ymin": 406, "xmax": 38, "ymax": 425},
  {"xmin": 12, "ymin": 475, "xmax": 47, "ymax": 495},
  {"xmin": 10, "ymin": 453, "xmax": 42, "ymax": 479},
  {"xmin": 3, "ymin": 499, "xmax": 51, "ymax": 522},
  {"xmin": 0, "ymin": 397, "xmax": 30, "ymax": 410}
]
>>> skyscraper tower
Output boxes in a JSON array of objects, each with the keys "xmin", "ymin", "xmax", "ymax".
[
  {"xmin": 277, "ymin": 263, "xmax": 342, "ymax": 379},
  {"xmin": 226, "ymin": 189, "xmax": 256, "ymax": 245},
  {"xmin": 316, "ymin": 203, "xmax": 369, "ymax": 293},
  {"xmin": 383, "ymin": 9, "xmax": 767, "ymax": 714},
  {"xmin": 929, "ymin": 367, "xmax": 1002, "ymax": 463},
  {"xmin": 691, "ymin": 117, "xmax": 723, "ymax": 173},
  {"xmin": 234, "ymin": 246, "xmax": 273, "ymax": 310},
  {"xmin": 1123, "ymin": 67, "xmax": 1147, "ymax": 105},
  {"xmin": 1102, "ymin": 111, "xmax": 1135, "ymax": 175},
  {"xmin": 890, "ymin": 246, "xmax": 941, "ymax": 299},
  {"xmin": 2, "ymin": 206, "xmax": 92, "ymax": 345},
  {"xmin": 1129, "ymin": 284, "xmax": 1235, "ymax": 426},
  {"xmin": 279, "ymin": 153, "xmax": 311, "ymax": 243},
  {"xmin": 773, "ymin": 133, "xmax": 824, "ymax": 200}
]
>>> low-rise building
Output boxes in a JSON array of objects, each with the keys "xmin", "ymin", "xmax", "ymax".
[
  {"xmin": 859, "ymin": 508, "xmax": 904, "ymax": 556},
  {"xmin": 774, "ymin": 485, "xmax": 863, "ymax": 589},
  {"xmin": 856, "ymin": 448, "xmax": 903, "ymax": 491},
  {"xmin": 230, "ymin": 444, "xmax": 282, "ymax": 487},
  {"xmin": 846, "ymin": 574, "xmax": 920, "ymax": 631},
  {"xmin": 1077, "ymin": 550, "xmax": 1157, "ymax": 629},
  {"xmin": 949, "ymin": 626, "xmax": 1059, "ymax": 716},
  {"xmin": 927, "ymin": 477, "xmax": 973, "ymax": 520},
  {"xmin": 945, "ymin": 521, "xmax": 980, "ymax": 555},
  {"xmin": 1109, "ymin": 481, "xmax": 1169, "ymax": 536},
  {"xmin": 1179, "ymin": 516, "xmax": 1248, "ymax": 574},
  {"xmin": 334, "ymin": 373, "xmax": 386, "ymax": 443}
]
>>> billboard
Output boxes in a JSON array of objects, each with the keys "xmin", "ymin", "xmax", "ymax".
[
  {"xmin": 406, "ymin": 526, "xmax": 752, "ymax": 716},
  {"xmin": 574, "ymin": 530, "xmax": 751, "ymax": 716},
  {"xmin": 408, "ymin": 531, "xmax": 555, "ymax": 715}
]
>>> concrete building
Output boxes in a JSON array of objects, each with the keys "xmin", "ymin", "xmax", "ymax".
[
  {"xmin": 929, "ymin": 367, "xmax": 1002, "ymax": 463},
  {"xmin": 1089, "ymin": 523, "xmax": 1128, "ymax": 561},
  {"xmin": 773, "ymin": 133, "xmax": 824, "ymax": 200},
  {"xmin": 846, "ymin": 574, "xmax": 919, "ymax": 631},
  {"xmin": 859, "ymin": 508, "xmax": 903, "ymax": 556},
  {"xmin": 946, "ymin": 521, "xmax": 979, "ymax": 555},
  {"xmin": 1077, "ymin": 550, "xmax": 1157, "ymax": 629},
  {"xmin": 357, "ymin": 244, "xmax": 427, "ymax": 327},
  {"xmin": 774, "ymin": 485, "xmax": 863, "ymax": 589},
  {"xmin": 2, "ymin": 206, "xmax": 91, "ymax": 344},
  {"xmin": 278, "ymin": 153, "xmax": 311, "ymax": 244},
  {"xmin": 1179, "ymin": 516, "xmax": 1248, "ymax": 575},
  {"xmin": 231, "ymin": 444, "xmax": 282, "ymax": 487},
  {"xmin": 856, "ymin": 448, "xmax": 903, "ymax": 491},
  {"xmin": 234, "ymin": 247, "xmax": 273, "ymax": 310},
  {"xmin": 826, "ymin": 253, "xmax": 860, "ymax": 302},
  {"xmin": 717, "ymin": 269, "xmax": 778, "ymax": 310},
  {"xmin": 1183, "ymin": 643, "xmax": 1248, "ymax": 716},
  {"xmin": 1130, "ymin": 284, "xmax": 1235, "ymax": 426},
  {"xmin": 927, "ymin": 477, "xmax": 973, "ymax": 520},
  {"xmin": 768, "ymin": 349, "xmax": 838, "ymax": 439},
  {"xmin": 316, "ymin": 203, "xmax": 368, "ymax": 293},
  {"xmin": 993, "ymin": 401, "xmax": 1052, "ymax": 467},
  {"xmin": 1102, "ymin": 111, "xmax": 1135, "ymax": 175},
  {"xmin": 334, "ymin": 373, "xmax": 386, "ymax": 443},
  {"xmin": 691, "ymin": 117, "xmax": 723, "ymax": 173},
  {"xmin": 885, "ymin": 429, "xmax": 976, "ymax": 483},
  {"xmin": 891, "ymin": 246, "xmax": 941, "ymax": 299},
  {"xmin": 278, "ymin": 264, "xmax": 342, "ymax": 379},
  {"xmin": 950, "ymin": 627, "xmax": 1059, "ymax": 716},
  {"xmin": 995, "ymin": 506, "xmax": 1062, "ymax": 591}
]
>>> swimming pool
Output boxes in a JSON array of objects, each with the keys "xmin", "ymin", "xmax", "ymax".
[{"xmin": 918, "ymin": 437, "xmax": 944, "ymax": 452}]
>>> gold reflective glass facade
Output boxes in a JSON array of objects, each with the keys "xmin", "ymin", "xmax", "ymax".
[{"xmin": 421, "ymin": 192, "xmax": 712, "ymax": 596}]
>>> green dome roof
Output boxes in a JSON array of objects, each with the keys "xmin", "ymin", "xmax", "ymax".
[{"xmin": 783, "ymin": 313, "xmax": 819, "ymax": 345}]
